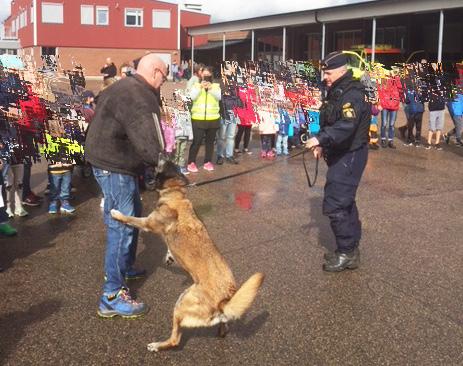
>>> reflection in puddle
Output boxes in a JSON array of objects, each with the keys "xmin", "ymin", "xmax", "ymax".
[{"xmin": 234, "ymin": 191, "xmax": 255, "ymax": 211}]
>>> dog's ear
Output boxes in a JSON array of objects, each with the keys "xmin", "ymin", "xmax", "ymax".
[{"xmin": 159, "ymin": 204, "xmax": 178, "ymax": 221}]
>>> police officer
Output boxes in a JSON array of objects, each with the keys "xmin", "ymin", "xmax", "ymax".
[{"xmin": 305, "ymin": 52, "xmax": 370, "ymax": 272}]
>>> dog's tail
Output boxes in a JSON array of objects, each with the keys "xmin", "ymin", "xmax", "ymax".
[{"xmin": 222, "ymin": 273, "xmax": 265, "ymax": 320}]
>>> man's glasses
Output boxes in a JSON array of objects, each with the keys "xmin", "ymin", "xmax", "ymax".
[{"xmin": 155, "ymin": 68, "xmax": 168, "ymax": 82}]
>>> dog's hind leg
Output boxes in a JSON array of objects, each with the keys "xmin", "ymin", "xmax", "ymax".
[
  {"xmin": 147, "ymin": 313, "xmax": 183, "ymax": 352},
  {"xmin": 147, "ymin": 286, "xmax": 214, "ymax": 352}
]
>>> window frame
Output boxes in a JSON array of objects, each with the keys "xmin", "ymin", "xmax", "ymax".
[
  {"xmin": 41, "ymin": 2, "xmax": 64, "ymax": 24},
  {"xmin": 152, "ymin": 9, "xmax": 170, "ymax": 29},
  {"xmin": 80, "ymin": 5, "xmax": 94, "ymax": 25},
  {"xmin": 96, "ymin": 6, "xmax": 109, "ymax": 26},
  {"xmin": 124, "ymin": 8, "xmax": 143, "ymax": 28}
]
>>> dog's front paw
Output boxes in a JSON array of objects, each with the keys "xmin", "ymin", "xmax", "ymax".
[
  {"xmin": 147, "ymin": 342, "xmax": 161, "ymax": 352},
  {"xmin": 110, "ymin": 209, "xmax": 123, "ymax": 221},
  {"xmin": 164, "ymin": 252, "xmax": 175, "ymax": 266}
]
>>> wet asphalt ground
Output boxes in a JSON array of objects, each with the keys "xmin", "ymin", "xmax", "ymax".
[{"xmin": 1, "ymin": 83, "xmax": 463, "ymax": 364}]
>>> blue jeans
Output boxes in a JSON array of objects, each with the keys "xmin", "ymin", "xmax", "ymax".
[
  {"xmin": 93, "ymin": 168, "xmax": 142, "ymax": 296},
  {"xmin": 217, "ymin": 115, "xmax": 238, "ymax": 158},
  {"xmin": 276, "ymin": 134, "xmax": 288, "ymax": 154},
  {"xmin": 381, "ymin": 109, "xmax": 398, "ymax": 141},
  {"xmin": 49, "ymin": 171, "xmax": 72, "ymax": 202}
]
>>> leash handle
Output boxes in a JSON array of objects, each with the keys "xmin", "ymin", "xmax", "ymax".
[{"xmin": 302, "ymin": 149, "xmax": 319, "ymax": 188}]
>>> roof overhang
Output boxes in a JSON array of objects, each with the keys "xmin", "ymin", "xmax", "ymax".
[{"xmin": 188, "ymin": 0, "xmax": 463, "ymax": 36}]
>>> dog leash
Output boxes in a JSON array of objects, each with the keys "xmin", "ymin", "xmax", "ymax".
[
  {"xmin": 188, "ymin": 149, "xmax": 319, "ymax": 188},
  {"xmin": 301, "ymin": 149, "xmax": 319, "ymax": 188}
]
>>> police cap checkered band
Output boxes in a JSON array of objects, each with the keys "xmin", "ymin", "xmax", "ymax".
[{"xmin": 321, "ymin": 52, "xmax": 348, "ymax": 70}]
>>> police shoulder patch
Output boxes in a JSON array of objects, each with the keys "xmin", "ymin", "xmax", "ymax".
[{"xmin": 342, "ymin": 102, "xmax": 356, "ymax": 119}]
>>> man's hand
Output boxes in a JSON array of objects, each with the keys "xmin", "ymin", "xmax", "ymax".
[
  {"xmin": 305, "ymin": 137, "xmax": 320, "ymax": 150},
  {"xmin": 313, "ymin": 146, "xmax": 323, "ymax": 159},
  {"xmin": 201, "ymin": 81, "xmax": 211, "ymax": 90}
]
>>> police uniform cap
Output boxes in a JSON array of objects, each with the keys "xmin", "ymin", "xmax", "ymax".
[{"xmin": 321, "ymin": 52, "xmax": 348, "ymax": 70}]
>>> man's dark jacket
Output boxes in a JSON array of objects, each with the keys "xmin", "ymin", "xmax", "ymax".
[
  {"xmin": 317, "ymin": 70, "xmax": 370, "ymax": 164},
  {"xmin": 100, "ymin": 63, "xmax": 117, "ymax": 80},
  {"xmin": 85, "ymin": 75, "xmax": 162, "ymax": 176}
]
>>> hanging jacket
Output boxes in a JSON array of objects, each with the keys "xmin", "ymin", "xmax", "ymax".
[
  {"xmin": 378, "ymin": 75, "xmax": 403, "ymax": 111},
  {"xmin": 190, "ymin": 83, "xmax": 221, "ymax": 121}
]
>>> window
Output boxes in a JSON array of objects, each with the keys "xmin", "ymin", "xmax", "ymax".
[
  {"xmin": 41, "ymin": 47, "xmax": 56, "ymax": 56},
  {"xmin": 152, "ymin": 10, "xmax": 170, "ymax": 29},
  {"xmin": 96, "ymin": 6, "xmax": 109, "ymax": 25},
  {"xmin": 41, "ymin": 3, "xmax": 64, "ymax": 24},
  {"xmin": 81, "ymin": 5, "xmax": 94, "ymax": 25},
  {"xmin": 125, "ymin": 8, "xmax": 143, "ymax": 27}
]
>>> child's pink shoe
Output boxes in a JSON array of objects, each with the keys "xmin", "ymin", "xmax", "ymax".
[
  {"xmin": 266, "ymin": 151, "xmax": 275, "ymax": 158},
  {"xmin": 260, "ymin": 151, "xmax": 267, "ymax": 158},
  {"xmin": 187, "ymin": 162, "xmax": 199, "ymax": 173},
  {"xmin": 203, "ymin": 162, "xmax": 215, "ymax": 171}
]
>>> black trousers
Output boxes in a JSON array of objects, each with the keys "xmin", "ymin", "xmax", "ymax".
[
  {"xmin": 234, "ymin": 125, "xmax": 252, "ymax": 150},
  {"xmin": 322, "ymin": 144, "xmax": 368, "ymax": 253},
  {"xmin": 407, "ymin": 112, "xmax": 423, "ymax": 143},
  {"xmin": 188, "ymin": 123, "xmax": 219, "ymax": 165}
]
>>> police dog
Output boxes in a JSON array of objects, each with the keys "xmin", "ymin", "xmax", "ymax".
[{"xmin": 110, "ymin": 161, "xmax": 264, "ymax": 352}]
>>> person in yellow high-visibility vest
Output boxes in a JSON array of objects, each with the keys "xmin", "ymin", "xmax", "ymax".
[{"xmin": 187, "ymin": 66, "xmax": 222, "ymax": 173}]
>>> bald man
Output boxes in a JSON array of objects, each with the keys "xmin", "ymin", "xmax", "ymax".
[
  {"xmin": 86, "ymin": 54, "xmax": 168, "ymax": 318},
  {"xmin": 100, "ymin": 57, "xmax": 117, "ymax": 87}
]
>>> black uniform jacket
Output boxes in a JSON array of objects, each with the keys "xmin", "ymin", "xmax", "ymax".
[
  {"xmin": 85, "ymin": 75, "xmax": 162, "ymax": 176},
  {"xmin": 317, "ymin": 70, "xmax": 371, "ymax": 164}
]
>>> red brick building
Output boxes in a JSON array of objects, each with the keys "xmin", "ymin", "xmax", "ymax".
[{"xmin": 3, "ymin": 0, "xmax": 210, "ymax": 75}]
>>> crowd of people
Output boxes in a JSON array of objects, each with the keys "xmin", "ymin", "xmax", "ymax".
[{"xmin": 1, "ymin": 50, "xmax": 462, "ymax": 301}]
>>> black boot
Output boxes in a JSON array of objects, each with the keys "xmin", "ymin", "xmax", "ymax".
[{"xmin": 323, "ymin": 248, "xmax": 360, "ymax": 272}]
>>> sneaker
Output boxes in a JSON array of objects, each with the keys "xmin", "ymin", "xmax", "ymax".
[
  {"xmin": 48, "ymin": 201, "xmax": 59, "ymax": 214},
  {"xmin": 0, "ymin": 223, "xmax": 17, "ymax": 236},
  {"xmin": 6, "ymin": 208, "xmax": 14, "ymax": 218},
  {"xmin": 125, "ymin": 268, "xmax": 146, "ymax": 281},
  {"xmin": 203, "ymin": 162, "xmax": 214, "ymax": 171},
  {"xmin": 414, "ymin": 142, "xmax": 421, "ymax": 148},
  {"xmin": 443, "ymin": 134, "xmax": 450, "ymax": 145},
  {"xmin": 260, "ymin": 151, "xmax": 267, "ymax": 158},
  {"xmin": 226, "ymin": 157, "xmax": 239, "ymax": 164},
  {"xmin": 381, "ymin": 140, "xmax": 387, "ymax": 148},
  {"xmin": 60, "ymin": 200, "xmax": 76, "ymax": 213},
  {"xmin": 388, "ymin": 141, "xmax": 396, "ymax": 149},
  {"xmin": 243, "ymin": 148, "xmax": 253, "ymax": 155},
  {"xmin": 434, "ymin": 144, "xmax": 443, "ymax": 151},
  {"xmin": 98, "ymin": 288, "xmax": 147, "ymax": 318},
  {"xmin": 179, "ymin": 167, "xmax": 190, "ymax": 175},
  {"xmin": 234, "ymin": 148, "xmax": 241, "ymax": 154},
  {"xmin": 14, "ymin": 207, "xmax": 28, "ymax": 217},
  {"xmin": 425, "ymin": 144, "xmax": 432, "ymax": 150},
  {"xmin": 187, "ymin": 162, "xmax": 199, "ymax": 173},
  {"xmin": 216, "ymin": 156, "xmax": 225, "ymax": 165},
  {"xmin": 22, "ymin": 194, "xmax": 40, "ymax": 207},
  {"xmin": 404, "ymin": 141, "xmax": 414, "ymax": 146},
  {"xmin": 456, "ymin": 140, "xmax": 463, "ymax": 147}
]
